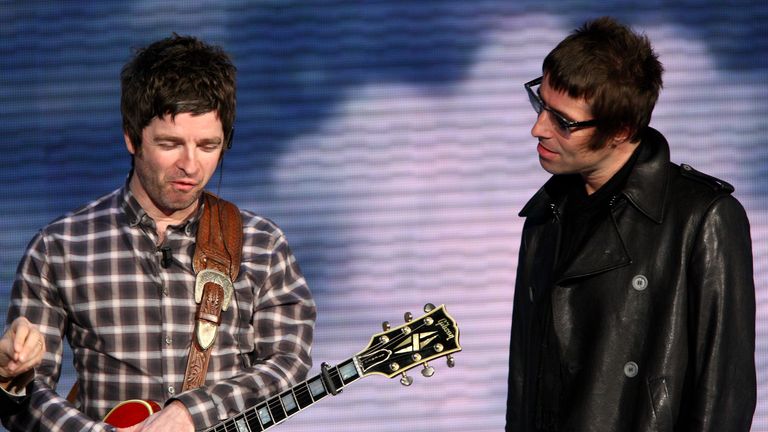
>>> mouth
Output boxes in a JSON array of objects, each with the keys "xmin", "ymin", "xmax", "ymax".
[
  {"xmin": 170, "ymin": 179, "xmax": 198, "ymax": 192},
  {"xmin": 537, "ymin": 142, "xmax": 558, "ymax": 159}
]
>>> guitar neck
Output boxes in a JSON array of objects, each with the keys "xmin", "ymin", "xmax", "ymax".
[
  {"xmin": 203, "ymin": 304, "xmax": 461, "ymax": 431},
  {"xmin": 206, "ymin": 357, "xmax": 362, "ymax": 431}
]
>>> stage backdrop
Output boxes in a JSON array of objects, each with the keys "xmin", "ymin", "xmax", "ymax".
[{"xmin": 1, "ymin": 1, "xmax": 767, "ymax": 431}]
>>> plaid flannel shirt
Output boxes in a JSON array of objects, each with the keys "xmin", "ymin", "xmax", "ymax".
[{"xmin": 2, "ymin": 186, "xmax": 315, "ymax": 431}]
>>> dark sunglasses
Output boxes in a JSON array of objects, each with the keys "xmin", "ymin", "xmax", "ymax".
[{"xmin": 524, "ymin": 76, "xmax": 598, "ymax": 136}]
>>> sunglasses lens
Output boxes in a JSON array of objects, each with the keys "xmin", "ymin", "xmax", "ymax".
[{"xmin": 528, "ymin": 93, "xmax": 542, "ymax": 114}]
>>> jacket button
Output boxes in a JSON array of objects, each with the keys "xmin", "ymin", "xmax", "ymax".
[
  {"xmin": 631, "ymin": 275, "xmax": 648, "ymax": 291},
  {"xmin": 624, "ymin": 361, "xmax": 639, "ymax": 378}
]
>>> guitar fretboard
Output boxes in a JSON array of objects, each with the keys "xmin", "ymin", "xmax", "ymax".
[{"xmin": 206, "ymin": 358, "xmax": 361, "ymax": 431}]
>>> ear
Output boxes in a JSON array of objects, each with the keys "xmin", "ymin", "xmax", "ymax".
[
  {"xmin": 610, "ymin": 127, "xmax": 634, "ymax": 147},
  {"xmin": 124, "ymin": 133, "xmax": 137, "ymax": 155}
]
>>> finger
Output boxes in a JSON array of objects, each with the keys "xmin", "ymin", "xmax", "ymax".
[
  {"xmin": 9, "ymin": 317, "xmax": 31, "ymax": 337},
  {"xmin": 0, "ymin": 358, "xmax": 19, "ymax": 377},
  {"xmin": 11, "ymin": 320, "xmax": 34, "ymax": 354},
  {"xmin": 20, "ymin": 330, "xmax": 41, "ymax": 359},
  {"xmin": 17, "ymin": 341, "xmax": 43, "ymax": 369},
  {"xmin": 0, "ymin": 337, "xmax": 16, "ymax": 369}
]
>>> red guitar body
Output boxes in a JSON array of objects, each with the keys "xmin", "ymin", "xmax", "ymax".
[{"xmin": 103, "ymin": 399, "xmax": 162, "ymax": 428}]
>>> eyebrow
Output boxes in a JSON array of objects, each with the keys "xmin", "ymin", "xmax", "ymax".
[{"xmin": 154, "ymin": 135, "xmax": 223, "ymax": 145}]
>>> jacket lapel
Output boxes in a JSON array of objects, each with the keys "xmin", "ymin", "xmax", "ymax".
[{"xmin": 556, "ymin": 213, "xmax": 631, "ymax": 283}]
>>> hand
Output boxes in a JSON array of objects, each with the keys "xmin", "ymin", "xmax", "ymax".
[
  {"xmin": 0, "ymin": 317, "xmax": 45, "ymax": 390},
  {"xmin": 116, "ymin": 401, "xmax": 194, "ymax": 432}
]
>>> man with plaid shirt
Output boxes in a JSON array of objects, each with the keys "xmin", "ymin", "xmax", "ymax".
[{"xmin": 2, "ymin": 35, "xmax": 316, "ymax": 431}]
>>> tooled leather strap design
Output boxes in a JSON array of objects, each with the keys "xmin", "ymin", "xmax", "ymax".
[{"xmin": 182, "ymin": 192, "xmax": 243, "ymax": 392}]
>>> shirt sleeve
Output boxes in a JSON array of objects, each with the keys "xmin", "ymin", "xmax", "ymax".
[
  {"xmin": 685, "ymin": 195, "xmax": 756, "ymax": 431},
  {"xmin": 2, "ymin": 232, "xmax": 115, "ymax": 432},
  {"xmin": 172, "ymin": 228, "xmax": 316, "ymax": 430},
  {"xmin": 0, "ymin": 383, "xmax": 28, "ymax": 416}
]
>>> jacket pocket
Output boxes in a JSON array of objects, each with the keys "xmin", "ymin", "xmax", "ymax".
[{"xmin": 648, "ymin": 376, "xmax": 673, "ymax": 432}]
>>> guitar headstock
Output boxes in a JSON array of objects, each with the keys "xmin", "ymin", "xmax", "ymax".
[{"xmin": 354, "ymin": 304, "xmax": 461, "ymax": 385}]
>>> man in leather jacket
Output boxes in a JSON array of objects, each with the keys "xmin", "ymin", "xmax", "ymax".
[{"xmin": 506, "ymin": 17, "xmax": 756, "ymax": 431}]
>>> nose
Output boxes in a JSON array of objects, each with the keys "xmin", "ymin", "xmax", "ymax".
[
  {"xmin": 176, "ymin": 145, "xmax": 199, "ymax": 176},
  {"xmin": 531, "ymin": 111, "xmax": 550, "ymax": 139}
]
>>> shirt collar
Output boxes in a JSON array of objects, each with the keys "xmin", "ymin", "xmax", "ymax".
[{"xmin": 119, "ymin": 184, "xmax": 203, "ymax": 237}]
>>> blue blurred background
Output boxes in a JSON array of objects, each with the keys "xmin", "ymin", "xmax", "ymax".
[{"xmin": 1, "ymin": 1, "xmax": 767, "ymax": 430}]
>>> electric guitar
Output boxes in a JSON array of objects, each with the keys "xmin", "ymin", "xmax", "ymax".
[{"xmin": 104, "ymin": 303, "xmax": 461, "ymax": 430}]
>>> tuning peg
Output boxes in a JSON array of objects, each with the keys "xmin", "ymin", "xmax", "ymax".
[
  {"xmin": 446, "ymin": 355, "xmax": 456, "ymax": 368},
  {"xmin": 421, "ymin": 362, "xmax": 435, "ymax": 377},
  {"xmin": 423, "ymin": 303, "xmax": 436, "ymax": 312},
  {"xmin": 404, "ymin": 311, "xmax": 413, "ymax": 322},
  {"xmin": 400, "ymin": 372, "xmax": 413, "ymax": 386},
  {"xmin": 382, "ymin": 321, "xmax": 390, "ymax": 331}
]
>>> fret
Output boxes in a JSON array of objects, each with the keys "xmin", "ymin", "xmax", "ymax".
[
  {"xmin": 256, "ymin": 403, "xmax": 273, "ymax": 429},
  {"xmin": 294, "ymin": 381, "xmax": 314, "ymax": 409},
  {"xmin": 329, "ymin": 365, "xmax": 344, "ymax": 393},
  {"xmin": 244, "ymin": 409, "xmax": 263, "ymax": 432},
  {"xmin": 281, "ymin": 390, "xmax": 300, "ymax": 415},
  {"xmin": 267, "ymin": 393, "xmax": 287, "ymax": 424},
  {"xmin": 308, "ymin": 376, "xmax": 328, "ymax": 400},
  {"xmin": 211, "ymin": 410, "xmax": 263, "ymax": 432},
  {"xmin": 338, "ymin": 359, "xmax": 360, "ymax": 384},
  {"xmin": 234, "ymin": 411, "xmax": 259, "ymax": 432}
]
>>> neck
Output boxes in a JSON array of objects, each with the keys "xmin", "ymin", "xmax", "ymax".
[{"xmin": 582, "ymin": 140, "xmax": 639, "ymax": 195}]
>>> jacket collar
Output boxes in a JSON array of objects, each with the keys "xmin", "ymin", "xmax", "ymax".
[
  {"xmin": 621, "ymin": 127, "xmax": 669, "ymax": 223},
  {"xmin": 519, "ymin": 127, "xmax": 670, "ymax": 224}
]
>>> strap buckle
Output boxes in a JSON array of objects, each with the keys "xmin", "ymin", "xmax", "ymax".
[
  {"xmin": 193, "ymin": 269, "xmax": 234, "ymax": 350},
  {"xmin": 194, "ymin": 269, "xmax": 234, "ymax": 311}
]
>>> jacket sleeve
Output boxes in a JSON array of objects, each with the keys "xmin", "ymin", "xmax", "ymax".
[
  {"xmin": 172, "ymin": 229, "xmax": 316, "ymax": 430},
  {"xmin": 2, "ymin": 232, "xmax": 115, "ymax": 432},
  {"xmin": 685, "ymin": 194, "xmax": 756, "ymax": 431}
]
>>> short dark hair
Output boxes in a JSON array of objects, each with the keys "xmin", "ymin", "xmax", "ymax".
[
  {"xmin": 121, "ymin": 34, "xmax": 237, "ymax": 152},
  {"xmin": 543, "ymin": 16, "xmax": 663, "ymax": 148}
]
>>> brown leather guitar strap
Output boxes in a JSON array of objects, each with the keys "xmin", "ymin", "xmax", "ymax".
[{"xmin": 182, "ymin": 192, "xmax": 243, "ymax": 391}]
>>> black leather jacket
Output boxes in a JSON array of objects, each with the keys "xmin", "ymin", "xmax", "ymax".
[{"xmin": 506, "ymin": 128, "xmax": 756, "ymax": 431}]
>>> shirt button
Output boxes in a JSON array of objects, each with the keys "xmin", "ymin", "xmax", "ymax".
[
  {"xmin": 168, "ymin": 386, "xmax": 175, "ymax": 395},
  {"xmin": 624, "ymin": 361, "xmax": 639, "ymax": 378},
  {"xmin": 631, "ymin": 275, "xmax": 648, "ymax": 291},
  {"xmin": 165, "ymin": 336, "xmax": 172, "ymax": 345}
]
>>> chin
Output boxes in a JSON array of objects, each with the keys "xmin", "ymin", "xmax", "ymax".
[{"xmin": 538, "ymin": 159, "xmax": 561, "ymax": 175}]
